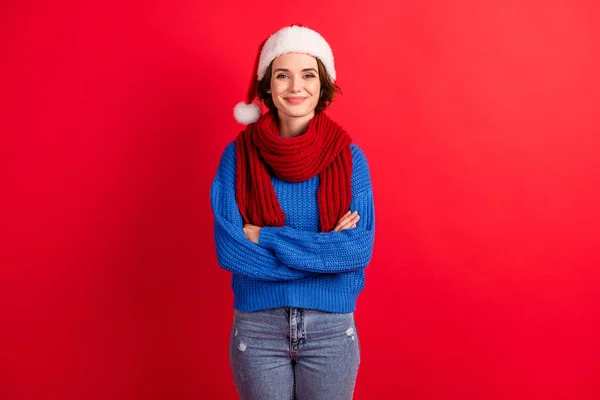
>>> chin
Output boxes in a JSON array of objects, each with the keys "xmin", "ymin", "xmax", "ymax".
[
  {"xmin": 281, "ymin": 106, "xmax": 317, "ymax": 118},
  {"xmin": 290, "ymin": 109, "xmax": 312, "ymax": 117}
]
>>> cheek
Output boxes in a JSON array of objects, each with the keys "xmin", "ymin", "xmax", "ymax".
[
  {"xmin": 309, "ymin": 81, "xmax": 321, "ymax": 95},
  {"xmin": 270, "ymin": 80, "xmax": 285, "ymax": 95},
  {"xmin": 311, "ymin": 83, "xmax": 321, "ymax": 98}
]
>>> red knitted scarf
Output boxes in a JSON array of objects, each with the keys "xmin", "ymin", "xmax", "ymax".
[{"xmin": 235, "ymin": 110, "xmax": 352, "ymax": 232}]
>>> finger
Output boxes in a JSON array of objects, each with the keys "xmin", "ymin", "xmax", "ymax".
[
  {"xmin": 341, "ymin": 224, "xmax": 356, "ymax": 231},
  {"xmin": 346, "ymin": 214, "xmax": 360, "ymax": 227},
  {"xmin": 336, "ymin": 212, "xmax": 359, "ymax": 230},
  {"xmin": 338, "ymin": 215, "xmax": 360, "ymax": 231},
  {"xmin": 337, "ymin": 211, "xmax": 358, "ymax": 225},
  {"xmin": 341, "ymin": 213, "xmax": 359, "ymax": 226},
  {"xmin": 334, "ymin": 211, "xmax": 351, "ymax": 230}
]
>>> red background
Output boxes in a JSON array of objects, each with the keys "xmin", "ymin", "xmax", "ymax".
[{"xmin": 2, "ymin": 1, "xmax": 600, "ymax": 399}]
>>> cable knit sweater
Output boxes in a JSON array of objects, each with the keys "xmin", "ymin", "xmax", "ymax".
[{"xmin": 210, "ymin": 139, "xmax": 375, "ymax": 312}]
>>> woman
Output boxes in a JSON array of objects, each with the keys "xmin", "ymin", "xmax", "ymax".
[{"xmin": 210, "ymin": 25, "xmax": 375, "ymax": 400}]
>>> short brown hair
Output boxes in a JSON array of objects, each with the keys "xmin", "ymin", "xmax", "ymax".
[{"xmin": 256, "ymin": 57, "xmax": 342, "ymax": 114}]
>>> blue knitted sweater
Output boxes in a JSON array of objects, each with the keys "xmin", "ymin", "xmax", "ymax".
[{"xmin": 210, "ymin": 139, "xmax": 375, "ymax": 312}]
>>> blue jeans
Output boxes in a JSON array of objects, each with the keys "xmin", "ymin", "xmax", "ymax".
[{"xmin": 229, "ymin": 307, "xmax": 361, "ymax": 400}]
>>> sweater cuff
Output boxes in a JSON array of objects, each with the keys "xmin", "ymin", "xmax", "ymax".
[{"xmin": 258, "ymin": 226, "xmax": 279, "ymax": 250}]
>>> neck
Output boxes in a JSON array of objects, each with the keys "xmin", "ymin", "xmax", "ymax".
[{"xmin": 277, "ymin": 110, "xmax": 316, "ymax": 138}]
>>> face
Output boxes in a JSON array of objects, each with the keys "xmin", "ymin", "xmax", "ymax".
[{"xmin": 267, "ymin": 52, "xmax": 321, "ymax": 119}]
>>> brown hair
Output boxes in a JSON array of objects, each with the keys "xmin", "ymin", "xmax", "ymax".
[{"xmin": 256, "ymin": 57, "xmax": 342, "ymax": 114}]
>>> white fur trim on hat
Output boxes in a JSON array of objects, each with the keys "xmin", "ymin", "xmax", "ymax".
[
  {"xmin": 234, "ymin": 101, "xmax": 261, "ymax": 124},
  {"xmin": 257, "ymin": 25, "xmax": 336, "ymax": 82}
]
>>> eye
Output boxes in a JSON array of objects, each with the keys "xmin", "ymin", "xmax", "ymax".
[
  {"xmin": 304, "ymin": 73, "xmax": 316, "ymax": 78},
  {"xmin": 276, "ymin": 74, "xmax": 288, "ymax": 79}
]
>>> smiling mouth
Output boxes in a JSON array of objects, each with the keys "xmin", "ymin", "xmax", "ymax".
[{"xmin": 284, "ymin": 97, "xmax": 307, "ymax": 105}]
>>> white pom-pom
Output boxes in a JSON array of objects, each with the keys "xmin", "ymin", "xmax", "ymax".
[{"xmin": 234, "ymin": 102, "xmax": 261, "ymax": 124}]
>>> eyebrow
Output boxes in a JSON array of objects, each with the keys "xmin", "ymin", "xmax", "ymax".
[{"xmin": 273, "ymin": 68, "xmax": 318, "ymax": 73}]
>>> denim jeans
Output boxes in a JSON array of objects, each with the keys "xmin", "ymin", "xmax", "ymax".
[{"xmin": 229, "ymin": 307, "xmax": 361, "ymax": 400}]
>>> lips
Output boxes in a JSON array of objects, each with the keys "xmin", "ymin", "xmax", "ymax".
[{"xmin": 284, "ymin": 97, "xmax": 307, "ymax": 105}]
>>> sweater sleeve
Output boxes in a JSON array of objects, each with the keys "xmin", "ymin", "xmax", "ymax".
[
  {"xmin": 211, "ymin": 141, "xmax": 316, "ymax": 281},
  {"xmin": 257, "ymin": 144, "xmax": 376, "ymax": 274}
]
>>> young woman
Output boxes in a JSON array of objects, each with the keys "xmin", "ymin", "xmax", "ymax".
[{"xmin": 210, "ymin": 25, "xmax": 376, "ymax": 400}]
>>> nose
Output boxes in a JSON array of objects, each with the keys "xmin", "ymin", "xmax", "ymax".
[{"xmin": 290, "ymin": 76, "xmax": 302, "ymax": 92}]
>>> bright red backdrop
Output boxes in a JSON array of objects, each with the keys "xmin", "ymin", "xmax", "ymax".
[{"xmin": 2, "ymin": 1, "xmax": 599, "ymax": 399}]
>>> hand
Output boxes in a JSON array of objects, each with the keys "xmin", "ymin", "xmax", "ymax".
[
  {"xmin": 243, "ymin": 224, "xmax": 262, "ymax": 244},
  {"xmin": 334, "ymin": 211, "xmax": 360, "ymax": 232}
]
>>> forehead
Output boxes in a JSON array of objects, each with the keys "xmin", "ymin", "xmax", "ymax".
[{"xmin": 272, "ymin": 52, "xmax": 318, "ymax": 69}]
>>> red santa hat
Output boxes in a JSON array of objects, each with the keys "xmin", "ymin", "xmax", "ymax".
[{"xmin": 233, "ymin": 25, "xmax": 337, "ymax": 124}]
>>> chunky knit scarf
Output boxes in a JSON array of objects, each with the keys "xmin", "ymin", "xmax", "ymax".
[{"xmin": 235, "ymin": 110, "xmax": 352, "ymax": 232}]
